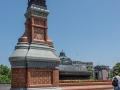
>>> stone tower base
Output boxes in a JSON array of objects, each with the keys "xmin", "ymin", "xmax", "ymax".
[
  {"xmin": 11, "ymin": 68, "xmax": 59, "ymax": 88},
  {"xmin": 9, "ymin": 43, "xmax": 60, "ymax": 90}
]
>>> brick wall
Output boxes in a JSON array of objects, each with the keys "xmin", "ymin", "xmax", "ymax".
[{"xmin": 0, "ymin": 84, "xmax": 11, "ymax": 90}]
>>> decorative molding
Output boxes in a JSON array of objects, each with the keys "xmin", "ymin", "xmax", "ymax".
[
  {"xmin": 34, "ymin": 27, "xmax": 44, "ymax": 40},
  {"xmin": 34, "ymin": 19, "xmax": 45, "ymax": 26},
  {"xmin": 10, "ymin": 61, "xmax": 59, "ymax": 69},
  {"xmin": 27, "ymin": 61, "xmax": 59, "ymax": 68},
  {"xmin": 25, "ymin": 5, "xmax": 49, "ymax": 19},
  {"xmin": 30, "ymin": 71, "xmax": 52, "ymax": 85},
  {"xmin": 10, "ymin": 61, "xmax": 26, "ymax": 68},
  {"xmin": 32, "ymin": 10, "xmax": 48, "ymax": 18}
]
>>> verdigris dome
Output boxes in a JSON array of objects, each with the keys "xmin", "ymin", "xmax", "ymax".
[
  {"xmin": 59, "ymin": 50, "xmax": 72, "ymax": 65},
  {"xmin": 59, "ymin": 50, "xmax": 66, "ymax": 58}
]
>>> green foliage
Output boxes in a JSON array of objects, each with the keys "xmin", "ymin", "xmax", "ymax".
[
  {"xmin": 89, "ymin": 76, "xmax": 94, "ymax": 80},
  {"xmin": 108, "ymin": 72, "xmax": 113, "ymax": 80},
  {"xmin": 113, "ymin": 63, "xmax": 120, "ymax": 74},
  {"xmin": 0, "ymin": 64, "xmax": 11, "ymax": 83},
  {"xmin": 87, "ymin": 68, "xmax": 93, "ymax": 72},
  {"xmin": 87, "ymin": 68, "xmax": 94, "ymax": 80}
]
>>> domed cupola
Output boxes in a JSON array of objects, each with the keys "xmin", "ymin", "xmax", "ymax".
[
  {"xmin": 59, "ymin": 50, "xmax": 66, "ymax": 57},
  {"xmin": 59, "ymin": 50, "xmax": 72, "ymax": 65}
]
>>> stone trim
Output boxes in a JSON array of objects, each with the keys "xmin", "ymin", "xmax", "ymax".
[
  {"xmin": 25, "ymin": 4, "xmax": 49, "ymax": 19},
  {"xmin": 26, "ymin": 57, "xmax": 59, "ymax": 61},
  {"xmin": 10, "ymin": 61, "xmax": 59, "ymax": 68},
  {"xmin": 28, "ymin": 4, "xmax": 47, "ymax": 10},
  {"xmin": 27, "ymin": 61, "xmax": 59, "ymax": 68},
  {"xmin": 10, "ymin": 61, "xmax": 26, "ymax": 68}
]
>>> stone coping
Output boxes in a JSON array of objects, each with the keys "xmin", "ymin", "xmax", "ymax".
[
  {"xmin": 0, "ymin": 82, "xmax": 113, "ymax": 90},
  {"xmin": 60, "ymin": 85, "xmax": 113, "ymax": 90},
  {"xmin": 59, "ymin": 82, "xmax": 112, "ymax": 86},
  {"xmin": 60, "ymin": 82, "xmax": 113, "ymax": 90}
]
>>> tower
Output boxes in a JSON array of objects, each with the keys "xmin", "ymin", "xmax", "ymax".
[{"xmin": 9, "ymin": 0, "xmax": 61, "ymax": 90}]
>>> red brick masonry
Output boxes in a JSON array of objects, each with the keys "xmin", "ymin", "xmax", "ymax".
[{"xmin": 11, "ymin": 68, "xmax": 59, "ymax": 88}]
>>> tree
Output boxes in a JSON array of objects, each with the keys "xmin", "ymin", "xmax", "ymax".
[
  {"xmin": 87, "ymin": 68, "xmax": 94, "ymax": 80},
  {"xmin": 87, "ymin": 67, "xmax": 93, "ymax": 72},
  {"xmin": 108, "ymin": 72, "xmax": 113, "ymax": 80},
  {"xmin": 0, "ymin": 64, "xmax": 11, "ymax": 83},
  {"xmin": 113, "ymin": 63, "xmax": 120, "ymax": 75}
]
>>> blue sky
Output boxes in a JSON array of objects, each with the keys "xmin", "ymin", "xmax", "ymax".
[{"xmin": 0, "ymin": 0, "xmax": 120, "ymax": 68}]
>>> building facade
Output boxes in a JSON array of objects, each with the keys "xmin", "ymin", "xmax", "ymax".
[
  {"xmin": 59, "ymin": 50, "xmax": 93, "ymax": 68},
  {"xmin": 94, "ymin": 65, "xmax": 110, "ymax": 80},
  {"xmin": 59, "ymin": 50, "xmax": 93, "ymax": 80}
]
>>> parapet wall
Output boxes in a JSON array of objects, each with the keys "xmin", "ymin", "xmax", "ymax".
[
  {"xmin": 0, "ymin": 83, "xmax": 11, "ymax": 90},
  {"xmin": 59, "ymin": 82, "xmax": 113, "ymax": 90},
  {"xmin": 0, "ymin": 82, "xmax": 113, "ymax": 90}
]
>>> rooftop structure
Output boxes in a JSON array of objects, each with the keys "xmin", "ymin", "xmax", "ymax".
[
  {"xmin": 94, "ymin": 65, "xmax": 110, "ymax": 80},
  {"xmin": 59, "ymin": 50, "xmax": 93, "ymax": 68},
  {"xmin": 59, "ymin": 50, "xmax": 93, "ymax": 80}
]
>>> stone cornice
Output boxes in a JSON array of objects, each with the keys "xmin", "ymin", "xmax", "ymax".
[
  {"xmin": 10, "ymin": 61, "xmax": 59, "ymax": 69},
  {"xmin": 25, "ymin": 4, "xmax": 49, "ymax": 19},
  {"xmin": 27, "ymin": 61, "xmax": 59, "ymax": 69},
  {"xmin": 10, "ymin": 61, "xmax": 26, "ymax": 68}
]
